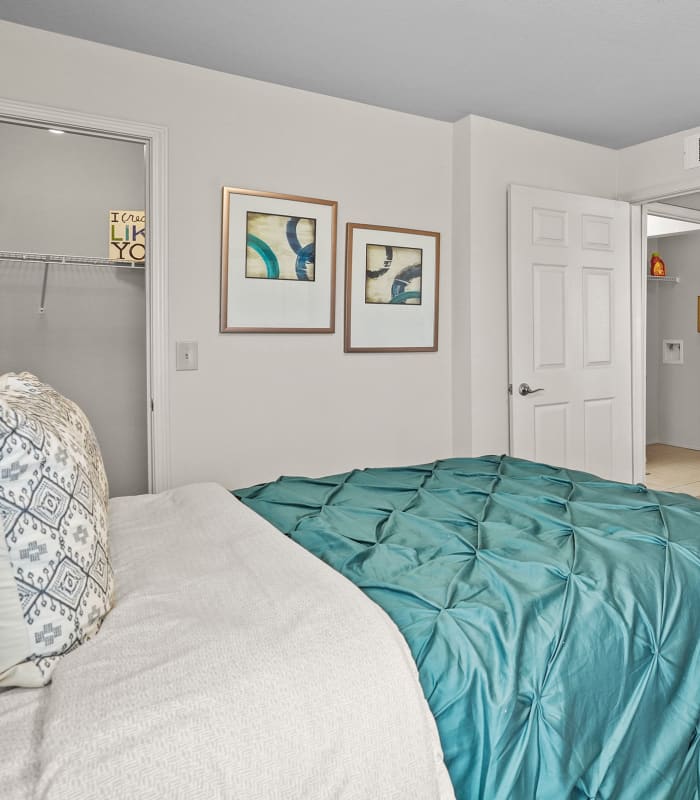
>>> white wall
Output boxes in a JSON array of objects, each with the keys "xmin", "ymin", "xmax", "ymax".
[
  {"xmin": 646, "ymin": 231, "xmax": 700, "ymax": 449},
  {"xmin": 454, "ymin": 116, "xmax": 619, "ymax": 454},
  {"xmin": 13, "ymin": 21, "xmax": 699, "ymax": 486},
  {"xmin": 1, "ymin": 264, "xmax": 147, "ymax": 496},
  {"xmin": 451, "ymin": 117, "xmax": 472, "ymax": 454},
  {"xmin": 619, "ymin": 125, "xmax": 700, "ymax": 202},
  {"xmin": 0, "ymin": 121, "xmax": 147, "ymax": 497},
  {"xmin": 0, "ymin": 21, "xmax": 454, "ymax": 489}
]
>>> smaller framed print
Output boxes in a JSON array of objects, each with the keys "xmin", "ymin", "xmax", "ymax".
[
  {"xmin": 220, "ymin": 187, "xmax": 337, "ymax": 333},
  {"xmin": 344, "ymin": 223, "xmax": 440, "ymax": 352}
]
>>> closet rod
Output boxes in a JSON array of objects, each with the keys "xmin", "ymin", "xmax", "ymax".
[{"xmin": 0, "ymin": 250, "xmax": 144, "ymax": 269}]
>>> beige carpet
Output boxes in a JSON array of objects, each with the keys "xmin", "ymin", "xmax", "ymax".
[{"xmin": 645, "ymin": 444, "xmax": 700, "ymax": 496}]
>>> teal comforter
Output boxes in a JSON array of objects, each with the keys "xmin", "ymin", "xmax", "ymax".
[{"xmin": 234, "ymin": 455, "xmax": 700, "ymax": 800}]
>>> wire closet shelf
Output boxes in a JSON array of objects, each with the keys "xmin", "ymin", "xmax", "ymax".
[{"xmin": 0, "ymin": 249, "xmax": 145, "ymax": 313}]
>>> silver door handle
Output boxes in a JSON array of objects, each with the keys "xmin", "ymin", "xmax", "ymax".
[{"xmin": 518, "ymin": 383, "xmax": 544, "ymax": 396}]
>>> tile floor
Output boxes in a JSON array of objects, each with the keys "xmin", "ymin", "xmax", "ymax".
[{"xmin": 645, "ymin": 444, "xmax": 700, "ymax": 496}]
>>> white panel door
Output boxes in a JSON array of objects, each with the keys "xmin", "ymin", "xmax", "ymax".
[{"xmin": 508, "ymin": 185, "xmax": 632, "ymax": 482}]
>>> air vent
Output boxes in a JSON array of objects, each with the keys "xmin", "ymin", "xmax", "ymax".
[{"xmin": 683, "ymin": 134, "xmax": 700, "ymax": 169}]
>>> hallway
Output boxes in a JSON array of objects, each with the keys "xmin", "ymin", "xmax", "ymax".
[{"xmin": 645, "ymin": 444, "xmax": 700, "ymax": 496}]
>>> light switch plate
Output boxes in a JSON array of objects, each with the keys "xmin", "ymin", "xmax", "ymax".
[
  {"xmin": 176, "ymin": 341, "xmax": 198, "ymax": 371},
  {"xmin": 662, "ymin": 339, "xmax": 683, "ymax": 365}
]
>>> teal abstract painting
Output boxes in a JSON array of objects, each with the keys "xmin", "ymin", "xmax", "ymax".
[{"xmin": 245, "ymin": 212, "xmax": 316, "ymax": 281}]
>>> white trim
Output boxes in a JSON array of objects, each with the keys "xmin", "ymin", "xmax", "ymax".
[
  {"xmin": 621, "ymin": 177, "xmax": 700, "ymax": 205},
  {"xmin": 631, "ymin": 190, "xmax": 700, "ymax": 487},
  {"xmin": 0, "ymin": 97, "xmax": 171, "ymax": 492},
  {"xmin": 647, "ymin": 217, "xmax": 700, "ymax": 239},
  {"xmin": 630, "ymin": 204, "xmax": 645, "ymax": 484},
  {"xmin": 645, "ymin": 203, "xmax": 700, "ymax": 224}
]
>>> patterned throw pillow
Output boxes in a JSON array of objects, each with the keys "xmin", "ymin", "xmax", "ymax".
[{"xmin": 0, "ymin": 372, "xmax": 114, "ymax": 688}]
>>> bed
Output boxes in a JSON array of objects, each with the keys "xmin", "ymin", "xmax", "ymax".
[
  {"xmin": 2, "ymin": 373, "xmax": 699, "ymax": 800},
  {"xmin": 0, "ymin": 482, "xmax": 454, "ymax": 799},
  {"xmin": 234, "ymin": 455, "xmax": 700, "ymax": 800},
  {"xmin": 0, "ymin": 372, "xmax": 452, "ymax": 799}
]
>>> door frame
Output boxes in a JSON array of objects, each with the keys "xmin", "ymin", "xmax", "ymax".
[
  {"xmin": 0, "ymin": 97, "xmax": 171, "ymax": 492},
  {"xmin": 626, "ymin": 184, "xmax": 700, "ymax": 484}
]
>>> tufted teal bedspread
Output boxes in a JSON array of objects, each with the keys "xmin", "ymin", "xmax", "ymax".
[{"xmin": 234, "ymin": 455, "xmax": 700, "ymax": 800}]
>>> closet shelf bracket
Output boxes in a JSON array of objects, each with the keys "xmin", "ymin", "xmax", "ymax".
[{"xmin": 39, "ymin": 261, "xmax": 49, "ymax": 314}]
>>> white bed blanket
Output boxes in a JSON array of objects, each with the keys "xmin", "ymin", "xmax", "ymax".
[{"xmin": 0, "ymin": 482, "xmax": 454, "ymax": 800}]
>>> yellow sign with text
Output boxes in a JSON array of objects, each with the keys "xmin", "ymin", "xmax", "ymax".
[{"xmin": 109, "ymin": 210, "xmax": 146, "ymax": 262}]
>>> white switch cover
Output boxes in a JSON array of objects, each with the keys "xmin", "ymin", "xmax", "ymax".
[
  {"xmin": 176, "ymin": 341, "xmax": 198, "ymax": 371},
  {"xmin": 662, "ymin": 339, "xmax": 683, "ymax": 365}
]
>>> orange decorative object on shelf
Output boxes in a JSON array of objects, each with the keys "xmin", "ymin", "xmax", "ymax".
[{"xmin": 650, "ymin": 252, "xmax": 666, "ymax": 276}]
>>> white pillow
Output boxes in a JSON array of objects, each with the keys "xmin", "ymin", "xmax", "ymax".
[{"xmin": 0, "ymin": 373, "xmax": 114, "ymax": 688}]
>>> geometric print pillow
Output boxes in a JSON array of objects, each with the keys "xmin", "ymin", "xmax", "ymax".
[{"xmin": 0, "ymin": 372, "xmax": 114, "ymax": 688}]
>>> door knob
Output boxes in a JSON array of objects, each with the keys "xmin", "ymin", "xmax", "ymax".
[{"xmin": 518, "ymin": 383, "xmax": 544, "ymax": 396}]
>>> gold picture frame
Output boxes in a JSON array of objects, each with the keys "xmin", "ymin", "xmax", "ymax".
[
  {"xmin": 220, "ymin": 187, "xmax": 337, "ymax": 333},
  {"xmin": 344, "ymin": 223, "xmax": 440, "ymax": 352}
]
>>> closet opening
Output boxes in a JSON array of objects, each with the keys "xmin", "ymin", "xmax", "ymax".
[
  {"xmin": 0, "ymin": 119, "xmax": 149, "ymax": 497},
  {"xmin": 644, "ymin": 195, "xmax": 700, "ymax": 496}
]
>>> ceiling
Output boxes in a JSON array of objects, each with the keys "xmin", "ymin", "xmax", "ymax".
[{"xmin": 2, "ymin": 0, "xmax": 700, "ymax": 149}]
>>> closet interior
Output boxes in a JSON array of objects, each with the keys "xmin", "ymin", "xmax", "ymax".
[
  {"xmin": 645, "ymin": 194, "xmax": 700, "ymax": 496},
  {"xmin": 0, "ymin": 120, "xmax": 148, "ymax": 496}
]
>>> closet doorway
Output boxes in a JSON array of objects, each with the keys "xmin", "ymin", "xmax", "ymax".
[
  {"xmin": 0, "ymin": 120, "xmax": 148, "ymax": 496},
  {"xmin": 644, "ymin": 196, "xmax": 700, "ymax": 496}
]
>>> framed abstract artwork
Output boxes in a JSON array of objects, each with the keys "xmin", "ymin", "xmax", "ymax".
[
  {"xmin": 344, "ymin": 223, "xmax": 440, "ymax": 352},
  {"xmin": 220, "ymin": 187, "xmax": 337, "ymax": 332}
]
